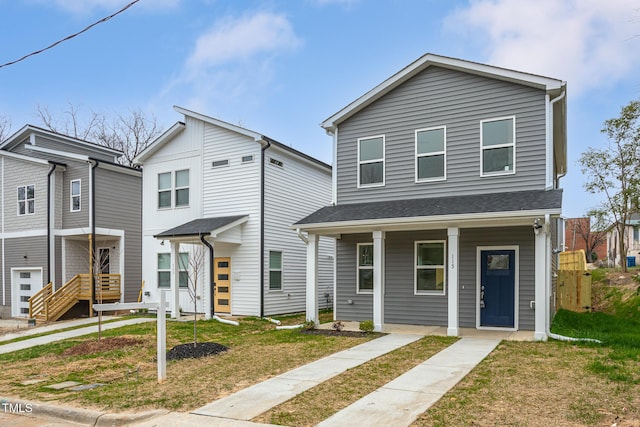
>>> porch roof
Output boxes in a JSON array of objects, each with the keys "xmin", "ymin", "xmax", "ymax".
[
  {"xmin": 294, "ymin": 189, "xmax": 562, "ymax": 232},
  {"xmin": 154, "ymin": 215, "xmax": 248, "ymax": 239}
]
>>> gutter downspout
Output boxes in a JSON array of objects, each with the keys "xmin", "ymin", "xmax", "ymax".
[
  {"xmin": 549, "ymin": 90, "xmax": 567, "ymax": 188},
  {"xmin": 260, "ymin": 138, "xmax": 272, "ymax": 318},
  {"xmin": 90, "ymin": 158, "xmax": 99, "ymax": 314},
  {"xmin": 47, "ymin": 162, "xmax": 58, "ymax": 284},
  {"xmin": 199, "ymin": 233, "xmax": 214, "ymax": 318}
]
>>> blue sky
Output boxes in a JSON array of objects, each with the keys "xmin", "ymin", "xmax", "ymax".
[{"xmin": 0, "ymin": 0, "xmax": 639, "ymax": 218}]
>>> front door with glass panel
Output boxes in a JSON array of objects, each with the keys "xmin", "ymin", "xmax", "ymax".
[
  {"xmin": 214, "ymin": 257, "xmax": 231, "ymax": 313},
  {"xmin": 479, "ymin": 249, "xmax": 515, "ymax": 328}
]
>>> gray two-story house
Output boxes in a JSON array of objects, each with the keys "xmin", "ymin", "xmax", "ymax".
[
  {"xmin": 0, "ymin": 125, "xmax": 141, "ymax": 321},
  {"xmin": 296, "ymin": 54, "xmax": 566, "ymax": 341}
]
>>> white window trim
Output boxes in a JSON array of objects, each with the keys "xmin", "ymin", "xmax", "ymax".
[
  {"xmin": 414, "ymin": 240, "xmax": 447, "ymax": 296},
  {"xmin": 415, "ymin": 126, "xmax": 447, "ymax": 183},
  {"xmin": 17, "ymin": 184, "xmax": 35, "ymax": 216},
  {"xmin": 157, "ymin": 253, "xmax": 171, "ymax": 288},
  {"xmin": 212, "ymin": 159, "xmax": 230, "ymax": 168},
  {"xmin": 480, "ymin": 116, "xmax": 516, "ymax": 177},
  {"xmin": 241, "ymin": 154, "xmax": 255, "ymax": 163},
  {"xmin": 356, "ymin": 242, "xmax": 374, "ymax": 294},
  {"xmin": 157, "ymin": 171, "xmax": 172, "ymax": 210},
  {"xmin": 357, "ymin": 135, "xmax": 385, "ymax": 188},
  {"xmin": 174, "ymin": 169, "xmax": 190, "ymax": 208},
  {"xmin": 268, "ymin": 250, "xmax": 283, "ymax": 291},
  {"xmin": 70, "ymin": 179, "xmax": 81, "ymax": 212}
]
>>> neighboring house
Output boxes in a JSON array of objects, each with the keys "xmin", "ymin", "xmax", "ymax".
[
  {"xmin": 0, "ymin": 125, "xmax": 142, "ymax": 321},
  {"xmin": 134, "ymin": 106, "xmax": 333, "ymax": 319},
  {"xmin": 295, "ymin": 53, "xmax": 567, "ymax": 341},
  {"xmin": 605, "ymin": 214, "xmax": 640, "ymax": 267},
  {"xmin": 563, "ymin": 217, "xmax": 607, "ymax": 262}
]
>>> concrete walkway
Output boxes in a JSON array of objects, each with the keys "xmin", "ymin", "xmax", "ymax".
[
  {"xmin": 0, "ymin": 316, "xmax": 123, "ymax": 343},
  {"xmin": 0, "ymin": 317, "xmax": 154, "ymax": 354}
]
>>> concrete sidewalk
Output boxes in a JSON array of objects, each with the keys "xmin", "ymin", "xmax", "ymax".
[
  {"xmin": 0, "ymin": 317, "xmax": 154, "ymax": 354},
  {"xmin": 0, "ymin": 316, "xmax": 123, "ymax": 343}
]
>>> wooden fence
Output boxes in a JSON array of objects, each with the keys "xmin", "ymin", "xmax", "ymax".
[{"xmin": 557, "ymin": 250, "xmax": 592, "ymax": 312}]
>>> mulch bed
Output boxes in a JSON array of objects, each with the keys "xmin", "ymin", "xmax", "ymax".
[
  {"xmin": 166, "ymin": 342, "xmax": 229, "ymax": 361},
  {"xmin": 62, "ymin": 337, "xmax": 143, "ymax": 356}
]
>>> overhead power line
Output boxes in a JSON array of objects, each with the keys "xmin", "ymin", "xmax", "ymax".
[{"xmin": 0, "ymin": 0, "xmax": 140, "ymax": 69}]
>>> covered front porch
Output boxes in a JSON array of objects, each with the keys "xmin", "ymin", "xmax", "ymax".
[{"xmin": 296, "ymin": 190, "xmax": 561, "ymax": 341}]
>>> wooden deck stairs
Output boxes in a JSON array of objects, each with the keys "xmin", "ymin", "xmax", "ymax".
[{"xmin": 29, "ymin": 274, "xmax": 121, "ymax": 323}]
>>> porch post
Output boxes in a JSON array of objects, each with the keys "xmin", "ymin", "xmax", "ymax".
[
  {"xmin": 447, "ymin": 227, "xmax": 459, "ymax": 336},
  {"xmin": 534, "ymin": 220, "xmax": 548, "ymax": 341},
  {"xmin": 372, "ymin": 230, "xmax": 385, "ymax": 332},
  {"xmin": 171, "ymin": 241, "xmax": 180, "ymax": 319},
  {"xmin": 306, "ymin": 233, "xmax": 319, "ymax": 325}
]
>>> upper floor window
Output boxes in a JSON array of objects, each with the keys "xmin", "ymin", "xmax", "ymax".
[
  {"xmin": 17, "ymin": 184, "xmax": 35, "ymax": 216},
  {"xmin": 158, "ymin": 172, "xmax": 171, "ymax": 209},
  {"xmin": 70, "ymin": 179, "xmax": 81, "ymax": 212},
  {"xmin": 357, "ymin": 243, "xmax": 374, "ymax": 294},
  {"xmin": 175, "ymin": 169, "xmax": 190, "ymax": 207},
  {"xmin": 415, "ymin": 241, "xmax": 446, "ymax": 295},
  {"xmin": 416, "ymin": 127, "xmax": 446, "ymax": 182},
  {"xmin": 481, "ymin": 117, "xmax": 515, "ymax": 176},
  {"xmin": 358, "ymin": 136, "xmax": 385, "ymax": 187},
  {"xmin": 158, "ymin": 170, "xmax": 190, "ymax": 209},
  {"xmin": 269, "ymin": 251, "xmax": 282, "ymax": 290},
  {"xmin": 157, "ymin": 252, "xmax": 188, "ymax": 288}
]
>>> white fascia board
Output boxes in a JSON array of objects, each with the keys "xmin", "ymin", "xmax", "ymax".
[
  {"xmin": 96, "ymin": 161, "xmax": 142, "ymax": 177},
  {"xmin": 321, "ymin": 53, "xmax": 564, "ymax": 131},
  {"xmin": 267, "ymin": 144, "xmax": 332, "ymax": 174},
  {"xmin": 295, "ymin": 208, "xmax": 562, "ymax": 234},
  {"xmin": 133, "ymin": 121, "xmax": 186, "ymax": 164},
  {"xmin": 25, "ymin": 144, "xmax": 90, "ymax": 162},
  {"xmin": 210, "ymin": 216, "xmax": 249, "ymax": 238},
  {"xmin": 174, "ymin": 106, "xmax": 263, "ymax": 142},
  {"xmin": 0, "ymin": 150, "xmax": 51, "ymax": 166}
]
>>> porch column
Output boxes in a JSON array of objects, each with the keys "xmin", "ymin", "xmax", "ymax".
[
  {"xmin": 171, "ymin": 241, "xmax": 180, "ymax": 319},
  {"xmin": 372, "ymin": 230, "xmax": 385, "ymax": 332},
  {"xmin": 447, "ymin": 227, "xmax": 459, "ymax": 336},
  {"xmin": 534, "ymin": 219, "xmax": 548, "ymax": 341},
  {"xmin": 306, "ymin": 233, "xmax": 319, "ymax": 325}
]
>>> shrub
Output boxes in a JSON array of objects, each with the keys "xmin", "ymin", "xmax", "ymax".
[{"xmin": 359, "ymin": 320, "xmax": 374, "ymax": 333}]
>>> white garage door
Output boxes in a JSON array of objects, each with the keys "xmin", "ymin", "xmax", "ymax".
[{"xmin": 12, "ymin": 269, "xmax": 43, "ymax": 318}]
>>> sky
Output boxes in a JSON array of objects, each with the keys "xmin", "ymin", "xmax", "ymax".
[{"xmin": 0, "ymin": 0, "xmax": 639, "ymax": 218}]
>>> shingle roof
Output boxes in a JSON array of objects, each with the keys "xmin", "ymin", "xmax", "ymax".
[
  {"xmin": 295, "ymin": 189, "xmax": 562, "ymax": 226},
  {"xmin": 154, "ymin": 215, "xmax": 248, "ymax": 238}
]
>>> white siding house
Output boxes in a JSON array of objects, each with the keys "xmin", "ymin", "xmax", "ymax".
[{"xmin": 135, "ymin": 106, "xmax": 333, "ymax": 318}]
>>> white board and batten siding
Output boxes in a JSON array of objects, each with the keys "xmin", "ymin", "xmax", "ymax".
[
  {"xmin": 202, "ymin": 122, "xmax": 262, "ymax": 316},
  {"xmin": 263, "ymin": 146, "xmax": 333, "ymax": 316}
]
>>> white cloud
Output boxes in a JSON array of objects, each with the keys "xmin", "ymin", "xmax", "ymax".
[{"xmin": 445, "ymin": 0, "xmax": 640, "ymax": 96}]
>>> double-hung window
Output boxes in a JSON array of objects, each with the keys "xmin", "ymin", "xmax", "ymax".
[
  {"xmin": 175, "ymin": 170, "xmax": 190, "ymax": 207},
  {"xmin": 158, "ymin": 252, "xmax": 189, "ymax": 288},
  {"xmin": 481, "ymin": 117, "xmax": 515, "ymax": 176},
  {"xmin": 158, "ymin": 172, "xmax": 172, "ymax": 209},
  {"xmin": 416, "ymin": 127, "xmax": 446, "ymax": 182},
  {"xmin": 358, "ymin": 136, "xmax": 384, "ymax": 187},
  {"xmin": 70, "ymin": 179, "xmax": 81, "ymax": 212},
  {"xmin": 415, "ymin": 241, "xmax": 446, "ymax": 295},
  {"xmin": 17, "ymin": 184, "xmax": 35, "ymax": 215},
  {"xmin": 269, "ymin": 251, "xmax": 282, "ymax": 290},
  {"xmin": 357, "ymin": 243, "xmax": 374, "ymax": 293}
]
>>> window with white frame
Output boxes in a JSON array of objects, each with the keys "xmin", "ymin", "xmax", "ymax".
[
  {"xmin": 358, "ymin": 136, "xmax": 384, "ymax": 187},
  {"xmin": 269, "ymin": 251, "xmax": 282, "ymax": 290},
  {"xmin": 17, "ymin": 184, "xmax": 35, "ymax": 215},
  {"xmin": 357, "ymin": 243, "xmax": 374, "ymax": 293},
  {"xmin": 415, "ymin": 241, "xmax": 446, "ymax": 294},
  {"xmin": 416, "ymin": 127, "xmax": 446, "ymax": 181},
  {"xmin": 158, "ymin": 172, "xmax": 171, "ymax": 209},
  {"xmin": 70, "ymin": 179, "xmax": 81, "ymax": 212},
  {"xmin": 481, "ymin": 117, "xmax": 515, "ymax": 176},
  {"xmin": 158, "ymin": 252, "xmax": 188, "ymax": 288},
  {"xmin": 175, "ymin": 169, "xmax": 189, "ymax": 207}
]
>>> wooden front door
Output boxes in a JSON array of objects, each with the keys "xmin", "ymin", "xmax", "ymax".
[{"xmin": 214, "ymin": 257, "xmax": 231, "ymax": 314}]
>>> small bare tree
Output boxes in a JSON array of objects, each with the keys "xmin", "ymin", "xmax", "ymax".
[
  {"xmin": 0, "ymin": 115, "xmax": 11, "ymax": 142},
  {"xmin": 181, "ymin": 244, "xmax": 206, "ymax": 347}
]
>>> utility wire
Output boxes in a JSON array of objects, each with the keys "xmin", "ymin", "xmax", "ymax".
[{"xmin": 0, "ymin": 0, "xmax": 140, "ymax": 69}]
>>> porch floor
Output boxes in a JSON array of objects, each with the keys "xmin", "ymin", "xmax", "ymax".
[{"xmin": 318, "ymin": 321, "xmax": 535, "ymax": 341}]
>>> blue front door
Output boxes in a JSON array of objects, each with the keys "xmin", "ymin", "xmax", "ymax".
[{"xmin": 480, "ymin": 250, "xmax": 515, "ymax": 328}]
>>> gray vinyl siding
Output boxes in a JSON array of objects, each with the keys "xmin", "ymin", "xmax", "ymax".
[
  {"xmin": 4, "ymin": 235, "xmax": 48, "ymax": 300},
  {"xmin": 263, "ymin": 147, "xmax": 333, "ymax": 316},
  {"xmin": 95, "ymin": 167, "xmax": 142, "ymax": 302},
  {"xmin": 62, "ymin": 161, "xmax": 90, "ymax": 228},
  {"xmin": 336, "ymin": 226, "xmax": 536, "ymax": 329},
  {"xmin": 55, "ymin": 236, "xmax": 63, "ymax": 286},
  {"xmin": 10, "ymin": 135, "xmax": 118, "ymax": 162},
  {"xmin": 336, "ymin": 66, "xmax": 548, "ymax": 204},
  {"xmin": 459, "ymin": 226, "xmax": 535, "ymax": 330},
  {"xmin": 3, "ymin": 158, "xmax": 48, "ymax": 232}
]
